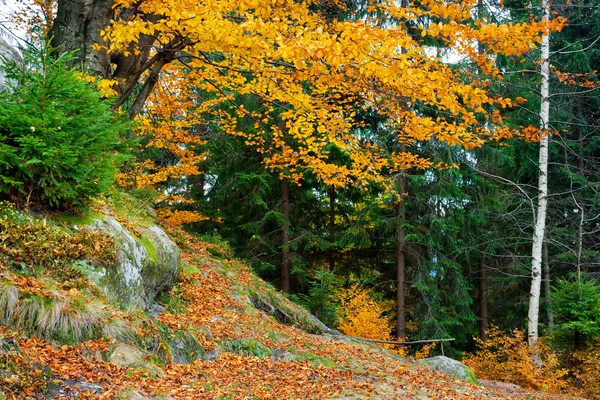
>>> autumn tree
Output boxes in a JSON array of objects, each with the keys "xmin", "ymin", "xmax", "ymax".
[{"xmin": 40, "ymin": 0, "xmax": 563, "ymax": 297}]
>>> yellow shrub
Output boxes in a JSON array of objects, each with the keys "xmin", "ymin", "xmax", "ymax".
[
  {"xmin": 572, "ymin": 341, "xmax": 600, "ymax": 398},
  {"xmin": 336, "ymin": 285, "xmax": 408, "ymax": 356},
  {"xmin": 463, "ymin": 326, "xmax": 568, "ymax": 393},
  {"xmin": 337, "ymin": 284, "xmax": 391, "ymax": 340}
]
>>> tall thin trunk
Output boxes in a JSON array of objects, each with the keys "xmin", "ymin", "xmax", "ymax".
[
  {"xmin": 528, "ymin": 0, "xmax": 551, "ymax": 350},
  {"xmin": 479, "ymin": 257, "xmax": 489, "ymax": 342},
  {"xmin": 329, "ymin": 186, "xmax": 335, "ymax": 271},
  {"xmin": 281, "ymin": 179, "xmax": 291, "ymax": 293},
  {"xmin": 396, "ymin": 171, "xmax": 407, "ymax": 339},
  {"xmin": 396, "ymin": 0, "xmax": 409, "ymax": 335},
  {"xmin": 575, "ymin": 100, "xmax": 585, "ymax": 283},
  {"xmin": 543, "ymin": 241, "xmax": 554, "ymax": 331},
  {"xmin": 576, "ymin": 204, "xmax": 584, "ymax": 282}
]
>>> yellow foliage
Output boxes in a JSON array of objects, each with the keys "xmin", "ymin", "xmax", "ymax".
[
  {"xmin": 571, "ymin": 341, "xmax": 600, "ymax": 398},
  {"xmin": 95, "ymin": 0, "xmax": 565, "ymax": 195},
  {"xmin": 337, "ymin": 284, "xmax": 391, "ymax": 341},
  {"xmin": 414, "ymin": 342, "xmax": 436, "ymax": 360},
  {"xmin": 157, "ymin": 209, "xmax": 213, "ymax": 228},
  {"xmin": 336, "ymin": 284, "xmax": 407, "ymax": 356},
  {"xmin": 463, "ymin": 326, "xmax": 569, "ymax": 393}
]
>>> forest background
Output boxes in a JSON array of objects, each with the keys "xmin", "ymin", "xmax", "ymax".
[{"xmin": 1, "ymin": 0, "xmax": 600, "ymax": 395}]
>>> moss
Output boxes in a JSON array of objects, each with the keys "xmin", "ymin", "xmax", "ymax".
[
  {"xmin": 464, "ymin": 367, "xmax": 479, "ymax": 385},
  {"xmin": 100, "ymin": 189, "xmax": 156, "ymax": 227},
  {"xmin": 218, "ymin": 339, "xmax": 272, "ymax": 358},
  {"xmin": 297, "ymin": 352, "xmax": 336, "ymax": 367},
  {"xmin": 182, "ymin": 264, "xmax": 201, "ymax": 275},
  {"xmin": 57, "ymin": 210, "xmax": 105, "ymax": 226},
  {"xmin": 136, "ymin": 235, "xmax": 158, "ymax": 262},
  {"xmin": 169, "ymin": 330, "xmax": 206, "ymax": 363}
]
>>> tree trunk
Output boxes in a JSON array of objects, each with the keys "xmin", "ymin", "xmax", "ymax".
[
  {"xmin": 479, "ymin": 257, "xmax": 489, "ymax": 342},
  {"xmin": 396, "ymin": 172, "xmax": 407, "ymax": 339},
  {"xmin": 52, "ymin": 0, "xmax": 179, "ymax": 120},
  {"xmin": 575, "ymin": 100, "xmax": 585, "ymax": 282},
  {"xmin": 281, "ymin": 179, "xmax": 291, "ymax": 293},
  {"xmin": 528, "ymin": 0, "xmax": 550, "ymax": 351},
  {"xmin": 51, "ymin": 0, "xmax": 114, "ymax": 76},
  {"xmin": 543, "ymin": 241, "xmax": 554, "ymax": 331},
  {"xmin": 329, "ymin": 186, "xmax": 335, "ymax": 270}
]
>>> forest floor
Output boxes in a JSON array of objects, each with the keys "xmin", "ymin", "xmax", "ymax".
[{"xmin": 0, "ymin": 213, "xmax": 584, "ymax": 399}]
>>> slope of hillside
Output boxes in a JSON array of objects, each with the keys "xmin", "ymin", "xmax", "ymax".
[{"xmin": 0, "ymin": 202, "xmax": 581, "ymax": 399}]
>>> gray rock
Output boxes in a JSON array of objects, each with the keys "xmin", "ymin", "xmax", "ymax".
[
  {"xmin": 109, "ymin": 342, "xmax": 164, "ymax": 377},
  {"xmin": 169, "ymin": 330, "xmax": 205, "ymax": 364},
  {"xmin": 149, "ymin": 303, "xmax": 166, "ymax": 317},
  {"xmin": 271, "ymin": 349, "xmax": 301, "ymax": 362},
  {"xmin": 84, "ymin": 215, "xmax": 181, "ymax": 310},
  {"xmin": 0, "ymin": 36, "xmax": 22, "ymax": 91},
  {"xmin": 46, "ymin": 380, "xmax": 103, "ymax": 397},
  {"xmin": 205, "ymin": 349, "xmax": 219, "ymax": 361},
  {"xmin": 417, "ymin": 356, "xmax": 479, "ymax": 385},
  {"xmin": 118, "ymin": 389, "xmax": 151, "ymax": 400}
]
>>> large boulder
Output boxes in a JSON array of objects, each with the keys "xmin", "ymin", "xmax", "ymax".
[
  {"xmin": 417, "ymin": 356, "xmax": 479, "ymax": 385},
  {"xmin": 76, "ymin": 215, "xmax": 181, "ymax": 310},
  {"xmin": 0, "ymin": 36, "xmax": 22, "ymax": 91}
]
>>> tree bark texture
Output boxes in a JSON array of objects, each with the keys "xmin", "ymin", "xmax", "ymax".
[
  {"xmin": 52, "ymin": 0, "xmax": 114, "ymax": 76},
  {"xmin": 479, "ymin": 257, "xmax": 489, "ymax": 342},
  {"xmin": 329, "ymin": 186, "xmax": 335, "ymax": 271},
  {"xmin": 53, "ymin": 0, "xmax": 184, "ymax": 120},
  {"xmin": 396, "ymin": 172, "xmax": 407, "ymax": 339},
  {"xmin": 281, "ymin": 179, "xmax": 291, "ymax": 293}
]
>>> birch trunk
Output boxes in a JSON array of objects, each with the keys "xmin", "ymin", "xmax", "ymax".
[{"xmin": 528, "ymin": 0, "xmax": 551, "ymax": 349}]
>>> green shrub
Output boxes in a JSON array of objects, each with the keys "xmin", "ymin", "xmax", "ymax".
[
  {"xmin": 296, "ymin": 269, "xmax": 341, "ymax": 328},
  {"xmin": 551, "ymin": 274, "xmax": 600, "ymax": 350},
  {"xmin": 0, "ymin": 45, "xmax": 130, "ymax": 210}
]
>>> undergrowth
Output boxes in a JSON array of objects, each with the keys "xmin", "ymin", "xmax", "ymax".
[
  {"xmin": 463, "ymin": 326, "xmax": 570, "ymax": 394},
  {"xmin": 0, "ymin": 201, "xmax": 116, "ymax": 275}
]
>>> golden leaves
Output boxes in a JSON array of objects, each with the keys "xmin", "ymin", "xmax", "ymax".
[{"xmin": 98, "ymin": 0, "xmax": 554, "ymax": 196}]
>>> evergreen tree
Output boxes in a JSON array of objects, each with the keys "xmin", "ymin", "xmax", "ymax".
[{"xmin": 0, "ymin": 45, "xmax": 129, "ymax": 210}]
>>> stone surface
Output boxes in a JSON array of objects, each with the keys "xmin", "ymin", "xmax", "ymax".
[
  {"xmin": 0, "ymin": 36, "xmax": 22, "ymax": 91},
  {"xmin": 418, "ymin": 356, "xmax": 479, "ymax": 385},
  {"xmin": 168, "ymin": 330, "xmax": 206, "ymax": 364},
  {"xmin": 45, "ymin": 380, "xmax": 103, "ymax": 398},
  {"xmin": 83, "ymin": 215, "xmax": 180, "ymax": 310},
  {"xmin": 118, "ymin": 389, "xmax": 152, "ymax": 400},
  {"xmin": 109, "ymin": 342, "xmax": 164, "ymax": 377}
]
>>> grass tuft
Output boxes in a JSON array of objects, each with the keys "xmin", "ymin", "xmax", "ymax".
[{"xmin": 0, "ymin": 284, "xmax": 19, "ymax": 321}]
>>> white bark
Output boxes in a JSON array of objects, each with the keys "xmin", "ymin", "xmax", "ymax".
[{"xmin": 528, "ymin": 0, "xmax": 551, "ymax": 348}]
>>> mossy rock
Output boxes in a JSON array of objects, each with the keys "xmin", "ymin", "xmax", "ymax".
[
  {"xmin": 297, "ymin": 352, "xmax": 336, "ymax": 367},
  {"xmin": 81, "ymin": 215, "xmax": 181, "ymax": 311},
  {"xmin": 417, "ymin": 356, "xmax": 479, "ymax": 385},
  {"xmin": 57, "ymin": 210, "xmax": 106, "ymax": 226},
  {"xmin": 169, "ymin": 330, "xmax": 206, "ymax": 364},
  {"xmin": 218, "ymin": 339, "xmax": 272, "ymax": 358}
]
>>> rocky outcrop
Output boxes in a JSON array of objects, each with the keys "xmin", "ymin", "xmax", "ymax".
[
  {"xmin": 0, "ymin": 36, "xmax": 22, "ymax": 91},
  {"xmin": 108, "ymin": 342, "xmax": 164, "ymax": 377},
  {"xmin": 418, "ymin": 356, "xmax": 479, "ymax": 385},
  {"xmin": 77, "ymin": 215, "xmax": 181, "ymax": 310}
]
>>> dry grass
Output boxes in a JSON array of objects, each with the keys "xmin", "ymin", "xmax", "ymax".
[
  {"xmin": 0, "ymin": 283, "xmax": 19, "ymax": 321},
  {"xmin": 0, "ymin": 283, "xmax": 131, "ymax": 344}
]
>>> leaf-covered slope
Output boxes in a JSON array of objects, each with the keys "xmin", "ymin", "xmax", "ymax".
[{"xmin": 0, "ymin": 220, "xmax": 580, "ymax": 399}]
